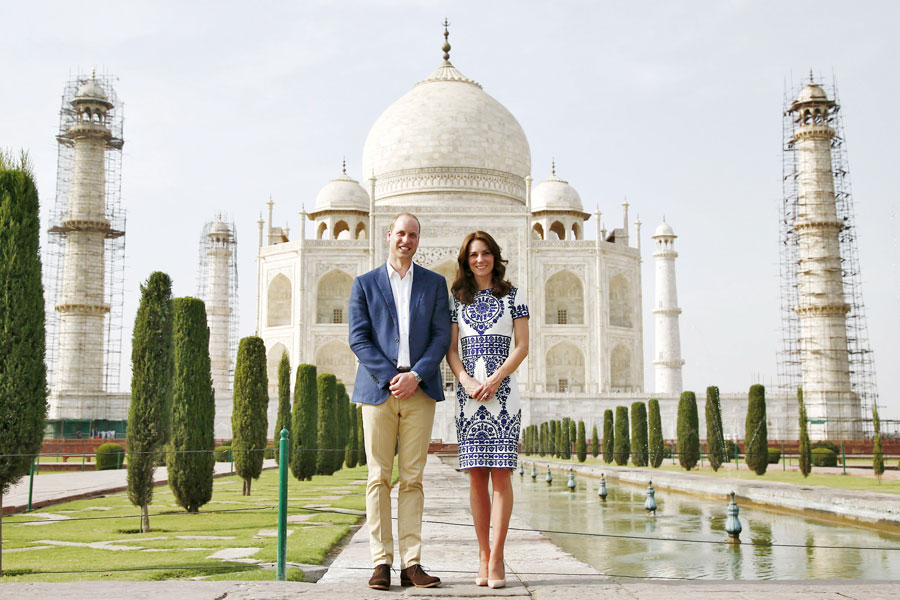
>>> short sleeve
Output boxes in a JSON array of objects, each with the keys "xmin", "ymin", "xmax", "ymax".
[
  {"xmin": 450, "ymin": 295, "xmax": 459, "ymax": 323},
  {"xmin": 509, "ymin": 287, "xmax": 529, "ymax": 320}
]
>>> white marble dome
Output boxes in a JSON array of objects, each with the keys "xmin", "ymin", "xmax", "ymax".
[
  {"xmin": 313, "ymin": 172, "xmax": 370, "ymax": 213},
  {"xmin": 531, "ymin": 174, "xmax": 583, "ymax": 213},
  {"xmin": 796, "ymin": 83, "xmax": 828, "ymax": 103},
  {"xmin": 209, "ymin": 220, "xmax": 231, "ymax": 236},
  {"xmin": 653, "ymin": 221, "xmax": 675, "ymax": 237},
  {"xmin": 75, "ymin": 79, "xmax": 109, "ymax": 102},
  {"xmin": 362, "ymin": 60, "xmax": 531, "ymax": 204}
]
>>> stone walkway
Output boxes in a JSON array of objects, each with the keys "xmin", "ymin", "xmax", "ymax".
[{"xmin": 3, "ymin": 456, "xmax": 900, "ymax": 598}]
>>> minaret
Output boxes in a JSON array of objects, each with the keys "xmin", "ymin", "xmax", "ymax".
[
  {"xmin": 787, "ymin": 79, "xmax": 854, "ymax": 438},
  {"xmin": 204, "ymin": 217, "xmax": 236, "ymax": 403},
  {"xmin": 652, "ymin": 219, "xmax": 684, "ymax": 394},
  {"xmin": 54, "ymin": 75, "xmax": 118, "ymax": 397}
]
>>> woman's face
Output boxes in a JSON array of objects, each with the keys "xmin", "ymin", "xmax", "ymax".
[{"xmin": 467, "ymin": 238, "xmax": 494, "ymax": 279}]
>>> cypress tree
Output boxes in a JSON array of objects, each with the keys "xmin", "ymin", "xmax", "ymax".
[
  {"xmin": 539, "ymin": 422, "xmax": 548, "ymax": 456},
  {"xmin": 591, "ymin": 424, "xmax": 600, "ymax": 458},
  {"xmin": 290, "ymin": 364, "xmax": 318, "ymax": 481},
  {"xmin": 705, "ymin": 386, "xmax": 725, "ymax": 471},
  {"xmin": 167, "ymin": 297, "xmax": 215, "ymax": 513},
  {"xmin": 346, "ymin": 396, "xmax": 358, "ymax": 468},
  {"xmin": 127, "ymin": 272, "xmax": 174, "ymax": 532},
  {"xmin": 232, "ymin": 336, "xmax": 269, "ymax": 495},
  {"xmin": 569, "ymin": 419, "xmax": 577, "ymax": 452},
  {"xmin": 317, "ymin": 373, "xmax": 338, "ymax": 475},
  {"xmin": 357, "ymin": 404, "xmax": 366, "ymax": 466},
  {"xmin": 744, "ymin": 384, "xmax": 768, "ymax": 475},
  {"xmin": 630, "ymin": 401, "xmax": 649, "ymax": 467},
  {"xmin": 334, "ymin": 382, "xmax": 348, "ymax": 471},
  {"xmin": 602, "ymin": 409, "xmax": 614, "ymax": 463},
  {"xmin": 274, "ymin": 351, "xmax": 291, "ymax": 464},
  {"xmin": 550, "ymin": 420, "xmax": 558, "ymax": 457},
  {"xmin": 648, "ymin": 398, "xmax": 664, "ymax": 468},
  {"xmin": 0, "ymin": 155, "xmax": 48, "ymax": 573},
  {"xmin": 677, "ymin": 391, "xmax": 700, "ymax": 470},
  {"xmin": 614, "ymin": 406, "xmax": 630, "ymax": 466},
  {"xmin": 576, "ymin": 420, "xmax": 587, "ymax": 462},
  {"xmin": 873, "ymin": 403, "xmax": 885, "ymax": 481},
  {"xmin": 562, "ymin": 419, "xmax": 572, "ymax": 460},
  {"xmin": 797, "ymin": 387, "xmax": 811, "ymax": 478}
]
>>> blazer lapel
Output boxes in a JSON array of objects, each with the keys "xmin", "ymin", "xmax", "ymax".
[
  {"xmin": 409, "ymin": 266, "xmax": 426, "ymax": 326},
  {"xmin": 376, "ymin": 265, "xmax": 399, "ymax": 328}
]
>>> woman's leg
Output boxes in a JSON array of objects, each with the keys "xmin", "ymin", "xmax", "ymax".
[
  {"xmin": 468, "ymin": 468, "xmax": 492, "ymax": 580},
  {"xmin": 488, "ymin": 468, "xmax": 514, "ymax": 580}
]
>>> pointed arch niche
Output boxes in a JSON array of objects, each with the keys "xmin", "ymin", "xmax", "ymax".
[
  {"xmin": 545, "ymin": 341, "xmax": 585, "ymax": 393},
  {"xmin": 267, "ymin": 274, "xmax": 292, "ymax": 327},
  {"xmin": 266, "ymin": 343, "xmax": 289, "ymax": 397},
  {"xmin": 545, "ymin": 270, "xmax": 584, "ymax": 325},
  {"xmin": 316, "ymin": 341, "xmax": 357, "ymax": 389},
  {"xmin": 317, "ymin": 269, "xmax": 353, "ymax": 324},
  {"xmin": 610, "ymin": 344, "xmax": 632, "ymax": 391},
  {"xmin": 608, "ymin": 274, "xmax": 633, "ymax": 328}
]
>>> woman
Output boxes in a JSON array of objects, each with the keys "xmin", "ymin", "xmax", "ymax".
[{"xmin": 447, "ymin": 231, "xmax": 529, "ymax": 589}]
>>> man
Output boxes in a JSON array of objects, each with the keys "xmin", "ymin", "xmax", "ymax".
[{"xmin": 349, "ymin": 212, "xmax": 451, "ymax": 590}]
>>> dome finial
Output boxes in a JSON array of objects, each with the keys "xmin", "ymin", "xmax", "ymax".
[
  {"xmin": 551, "ymin": 157, "xmax": 556, "ymax": 176},
  {"xmin": 442, "ymin": 18, "xmax": 451, "ymax": 62},
  {"xmin": 91, "ymin": 68, "xmax": 96, "ymax": 80},
  {"xmin": 342, "ymin": 156, "xmax": 347, "ymax": 175},
  {"xmin": 809, "ymin": 69, "xmax": 814, "ymax": 84}
]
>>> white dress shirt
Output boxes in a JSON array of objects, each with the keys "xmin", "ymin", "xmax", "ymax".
[{"xmin": 387, "ymin": 262, "xmax": 414, "ymax": 368}]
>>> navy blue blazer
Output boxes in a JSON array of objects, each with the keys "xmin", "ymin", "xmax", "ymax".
[{"xmin": 348, "ymin": 263, "xmax": 451, "ymax": 405}]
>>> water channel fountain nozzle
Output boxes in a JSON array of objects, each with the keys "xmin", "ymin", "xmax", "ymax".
[
  {"xmin": 567, "ymin": 468, "xmax": 576, "ymax": 492},
  {"xmin": 545, "ymin": 466, "xmax": 553, "ymax": 485},
  {"xmin": 644, "ymin": 481, "xmax": 657, "ymax": 515},
  {"xmin": 518, "ymin": 462, "xmax": 524, "ymax": 476},
  {"xmin": 725, "ymin": 491, "xmax": 742, "ymax": 543},
  {"xmin": 530, "ymin": 463, "xmax": 537, "ymax": 480},
  {"xmin": 598, "ymin": 473, "xmax": 608, "ymax": 501}
]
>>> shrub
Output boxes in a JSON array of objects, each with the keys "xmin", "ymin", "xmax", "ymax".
[
  {"xmin": 561, "ymin": 418, "xmax": 572, "ymax": 460},
  {"xmin": 767, "ymin": 447, "xmax": 781, "ymax": 464},
  {"xmin": 346, "ymin": 399, "xmax": 358, "ymax": 469},
  {"xmin": 333, "ymin": 382, "xmax": 348, "ymax": 471},
  {"xmin": 613, "ymin": 406, "xmax": 630, "ymax": 466},
  {"xmin": 797, "ymin": 387, "xmax": 811, "ymax": 478},
  {"xmin": 591, "ymin": 424, "xmax": 599, "ymax": 458},
  {"xmin": 576, "ymin": 421, "xmax": 587, "ymax": 463},
  {"xmin": 214, "ymin": 445, "xmax": 233, "ymax": 462},
  {"xmin": 96, "ymin": 443, "xmax": 126, "ymax": 470},
  {"xmin": 811, "ymin": 447, "xmax": 837, "ymax": 467},
  {"xmin": 290, "ymin": 364, "xmax": 318, "ymax": 481},
  {"xmin": 744, "ymin": 384, "xmax": 768, "ymax": 475},
  {"xmin": 724, "ymin": 440, "xmax": 738, "ymax": 462},
  {"xmin": 232, "ymin": 336, "xmax": 269, "ymax": 495},
  {"xmin": 264, "ymin": 445, "xmax": 275, "ymax": 460},
  {"xmin": 873, "ymin": 403, "xmax": 884, "ymax": 480},
  {"xmin": 630, "ymin": 402, "xmax": 648, "ymax": 467},
  {"xmin": 274, "ymin": 351, "xmax": 291, "ymax": 464},
  {"xmin": 811, "ymin": 440, "xmax": 840, "ymax": 454},
  {"xmin": 316, "ymin": 373, "xmax": 338, "ymax": 475},
  {"xmin": 602, "ymin": 410, "xmax": 614, "ymax": 463},
  {"xmin": 705, "ymin": 386, "xmax": 725, "ymax": 471},
  {"xmin": 677, "ymin": 391, "xmax": 700, "ymax": 470},
  {"xmin": 648, "ymin": 399, "xmax": 664, "ymax": 468}
]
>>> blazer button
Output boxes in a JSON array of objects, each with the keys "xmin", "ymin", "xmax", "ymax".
[{"xmin": 394, "ymin": 338, "xmax": 399, "ymax": 343}]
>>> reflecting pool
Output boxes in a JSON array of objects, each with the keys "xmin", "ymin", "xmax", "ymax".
[{"xmin": 443, "ymin": 458, "xmax": 900, "ymax": 579}]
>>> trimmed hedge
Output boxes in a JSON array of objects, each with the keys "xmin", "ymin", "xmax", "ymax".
[
  {"xmin": 648, "ymin": 398, "xmax": 664, "ymax": 468},
  {"xmin": 613, "ymin": 406, "xmax": 630, "ymax": 466},
  {"xmin": 214, "ymin": 445, "xmax": 233, "ymax": 462},
  {"xmin": 677, "ymin": 391, "xmax": 700, "ymax": 470},
  {"xmin": 630, "ymin": 401, "xmax": 648, "ymax": 467},
  {"xmin": 812, "ymin": 447, "xmax": 837, "ymax": 467},
  {"xmin": 767, "ymin": 447, "xmax": 781, "ymax": 464},
  {"xmin": 96, "ymin": 443, "xmax": 126, "ymax": 470}
]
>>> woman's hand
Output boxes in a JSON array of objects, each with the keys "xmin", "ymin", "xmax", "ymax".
[
  {"xmin": 460, "ymin": 374, "xmax": 481, "ymax": 399},
  {"xmin": 473, "ymin": 373, "xmax": 503, "ymax": 402}
]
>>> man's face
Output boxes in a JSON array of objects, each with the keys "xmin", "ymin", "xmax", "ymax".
[{"xmin": 387, "ymin": 215, "xmax": 420, "ymax": 262}]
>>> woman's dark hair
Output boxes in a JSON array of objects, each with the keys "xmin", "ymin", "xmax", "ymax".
[{"xmin": 451, "ymin": 231, "xmax": 511, "ymax": 305}]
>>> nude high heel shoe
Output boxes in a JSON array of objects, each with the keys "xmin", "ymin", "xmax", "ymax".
[
  {"xmin": 474, "ymin": 577, "xmax": 488, "ymax": 586},
  {"xmin": 487, "ymin": 578, "xmax": 506, "ymax": 589}
]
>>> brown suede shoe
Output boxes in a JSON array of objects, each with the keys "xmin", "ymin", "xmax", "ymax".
[
  {"xmin": 368, "ymin": 564, "xmax": 391, "ymax": 590},
  {"xmin": 400, "ymin": 564, "xmax": 441, "ymax": 588}
]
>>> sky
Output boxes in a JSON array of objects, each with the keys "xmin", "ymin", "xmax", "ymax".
[{"xmin": 2, "ymin": 1, "xmax": 899, "ymax": 419}]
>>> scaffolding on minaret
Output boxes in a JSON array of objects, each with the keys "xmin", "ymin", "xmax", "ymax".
[
  {"xmin": 777, "ymin": 75, "xmax": 879, "ymax": 438},
  {"xmin": 197, "ymin": 216, "xmax": 239, "ymax": 397},
  {"xmin": 44, "ymin": 72, "xmax": 126, "ymax": 396}
]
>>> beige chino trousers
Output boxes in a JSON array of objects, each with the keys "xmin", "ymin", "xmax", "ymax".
[{"xmin": 361, "ymin": 388, "xmax": 435, "ymax": 568}]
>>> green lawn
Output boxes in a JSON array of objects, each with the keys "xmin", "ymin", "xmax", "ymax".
[
  {"xmin": 1, "ymin": 464, "xmax": 379, "ymax": 582},
  {"xmin": 526, "ymin": 455, "xmax": 900, "ymax": 495}
]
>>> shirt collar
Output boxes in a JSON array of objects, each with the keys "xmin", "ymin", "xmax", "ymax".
[{"xmin": 387, "ymin": 261, "xmax": 414, "ymax": 282}]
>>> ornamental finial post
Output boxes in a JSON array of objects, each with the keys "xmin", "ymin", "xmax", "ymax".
[{"xmin": 442, "ymin": 18, "xmax": 451, "ymax": 62}]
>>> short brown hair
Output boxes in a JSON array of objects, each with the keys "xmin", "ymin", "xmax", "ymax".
[
  {"xmin": 389, "ymin": 212, "xmax": 420, "ymax": 233},
  {"xmin": 451, "ymin": 231, "xmax": 512, "ymax": 305}
]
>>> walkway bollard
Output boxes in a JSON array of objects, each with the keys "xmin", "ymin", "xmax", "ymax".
[
  {"xmin": 725, "ymin": 491, "xmax": 742, "ymax": 543},
  {"xmin": 545, "ymin": 466, "xmax": 553, "ymax": 485},
  {"xmin": 276, "ymin": 428, "xmax": 289, "ymax": 581},
  {"xmin": 644, "ymin": 481, "xmax": 657, "ymax": 515},
  {"xmin": 567, "ymin": 468, "xmax": 576, "ymax": 492},
  {"xmin": 598, "ymin": 473, "xmax": 608, "ymax": 501},
  {"xmin": 26, "ymin": 456, "xmax": 36, "ymax": 512},
  {"xmin": 530, "ymin": 463, "xmax": 537, "ymax": 480}
]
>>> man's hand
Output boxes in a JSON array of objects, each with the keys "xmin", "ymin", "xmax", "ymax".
[{"xmin": 389, "ymin": 372, "xmax": 419, "ymax": 399}]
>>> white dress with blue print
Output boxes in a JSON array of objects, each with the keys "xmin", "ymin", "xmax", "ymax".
[{"xmin": 452, "ymin": 287, "xmax": 529, "ymax": 469}]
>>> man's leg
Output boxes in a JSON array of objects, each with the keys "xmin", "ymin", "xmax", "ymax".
[
  {"xmin": 362, "ymin": 396, "xmax": 400, "ymax": 566},
  {"xmin": 396, "ymin": 389, "xmax": 436, "ymax": 568}
]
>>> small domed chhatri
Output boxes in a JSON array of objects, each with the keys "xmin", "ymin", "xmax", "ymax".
[
  {"xmin": 312, "ymin": 162, "xmax": 370, "ymax": 214},
  {"xmin": 531, "ymin": 165, "xmax": 584, "ymax": 213}
]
